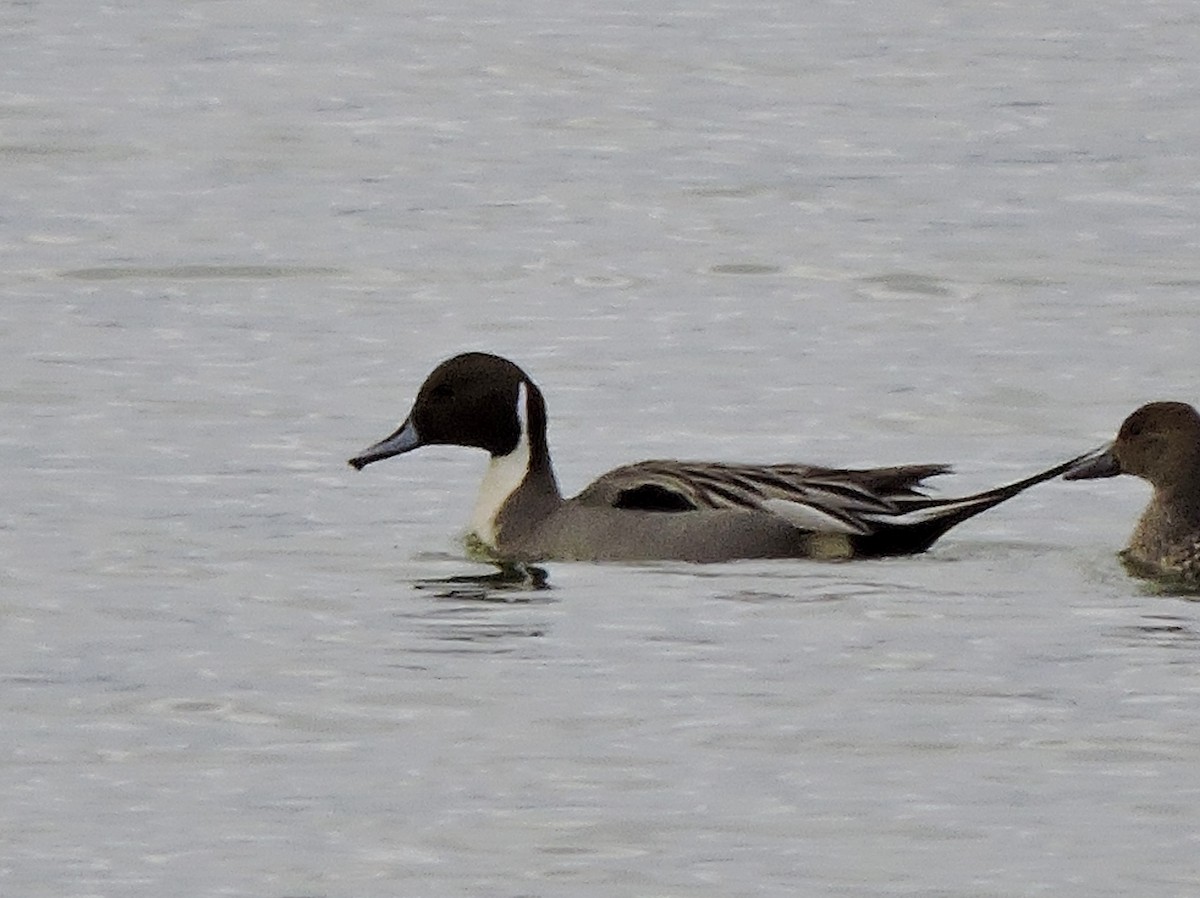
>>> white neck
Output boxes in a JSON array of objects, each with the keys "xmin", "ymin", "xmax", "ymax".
[{"xmin": 469, "ymin": 382, "xmax": 531, "ymax": 547}]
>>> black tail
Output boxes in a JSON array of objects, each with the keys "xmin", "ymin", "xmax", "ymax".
[{"xmin": 852, "ymin": 447, "xmax": 1104, "ymax": 558}]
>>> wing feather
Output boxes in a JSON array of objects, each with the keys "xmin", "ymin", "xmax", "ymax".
[{"xmin": 573, "ymin": 459, "xmax": 953, "ymax": 535}]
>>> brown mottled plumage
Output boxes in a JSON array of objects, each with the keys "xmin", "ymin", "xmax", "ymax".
[{"xmin": 1066, "ymin": 401, "xmax": 1200, "ymax": 586}]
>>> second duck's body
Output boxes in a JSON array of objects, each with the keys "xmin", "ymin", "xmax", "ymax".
[{"xmin": 349, "ymin": 352, "xmax": 1094, "ymax": 564}]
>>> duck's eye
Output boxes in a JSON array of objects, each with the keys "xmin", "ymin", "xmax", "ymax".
[{"xmin": 429, "ymin": 383, "xmax": 454, "ymax": 401}]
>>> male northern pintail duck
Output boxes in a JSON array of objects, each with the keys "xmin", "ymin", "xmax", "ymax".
[
  {"xmin": 1065, "ymin": 401, "xmax": 1200, "ymax": 585},
  {"xmin": 348, "ymin": 352, "xmax": 1099, "ymax": 564}
]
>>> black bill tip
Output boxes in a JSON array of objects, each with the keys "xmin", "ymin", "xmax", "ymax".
[{"xmin": 347, "ymin": 419, "xmax": 421, "ymax": 471}]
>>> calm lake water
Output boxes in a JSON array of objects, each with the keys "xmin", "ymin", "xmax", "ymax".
[{"xmin": 4, "ymin": 1, "xmax": 1200, "ymax": 896}]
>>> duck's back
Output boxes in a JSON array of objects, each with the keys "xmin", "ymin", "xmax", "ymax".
[{"xmin": 573, "ymin": 459, "xmax": 950, "ymax": 514}]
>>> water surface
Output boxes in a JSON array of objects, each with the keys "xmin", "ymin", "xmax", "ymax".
[{"xmin": 4, "ymin": 1, "xmax": 1200, "ymax": 896}]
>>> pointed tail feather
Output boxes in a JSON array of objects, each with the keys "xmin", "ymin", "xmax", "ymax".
[{"xmin": 855, "ymin": 446, "xmax": 1108, "ymax": 557}]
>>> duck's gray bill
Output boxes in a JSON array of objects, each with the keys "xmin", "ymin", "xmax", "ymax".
[
  {"xmin": 1062, "ymin": 445, "xmax": 1120, "ymax": 480},
  {"xmin": 348, "ymin": 419, "xmax": 421, "ymax": 470}
]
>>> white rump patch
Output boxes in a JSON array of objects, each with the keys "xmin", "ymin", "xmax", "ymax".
[
  {"xmin": 762, "ymin": 498, "xmax": 871, "ymax": 535},
  {"xmin": 469, "ymin": 381, "xmax": 531, "ymax": 546}
]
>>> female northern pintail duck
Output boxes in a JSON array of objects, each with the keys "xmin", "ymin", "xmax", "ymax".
[
  {"xmin": 348, "ymin": 352, "xmax": 1097, "ymax": 564},
  {"xmin": 1065, "ymin": 401, "xmax": 1200, "ymax": 585}
]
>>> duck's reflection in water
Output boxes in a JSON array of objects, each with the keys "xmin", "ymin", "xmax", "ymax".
[{"xmin": 414, "ymin": 562, "xmax": 551, "ymax": 602}]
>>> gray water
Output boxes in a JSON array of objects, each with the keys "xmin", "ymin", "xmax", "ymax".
[{"xmin": 4, "ymin": 1, "xmax": 1200, "ymax": 896}]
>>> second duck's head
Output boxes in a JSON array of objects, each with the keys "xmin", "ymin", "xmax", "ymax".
[
  {"xmin": 1065, "ymin": 401, "xmax": 1200, "ymax": 490},
  {"xmin": 349, "ymin": 352, "xmax": 546, "ymax": 469}
]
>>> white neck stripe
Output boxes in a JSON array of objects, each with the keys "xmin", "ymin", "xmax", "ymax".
[{"xmin": 469, "ymin": 381, "xmax": 531, "ymax": 547}]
